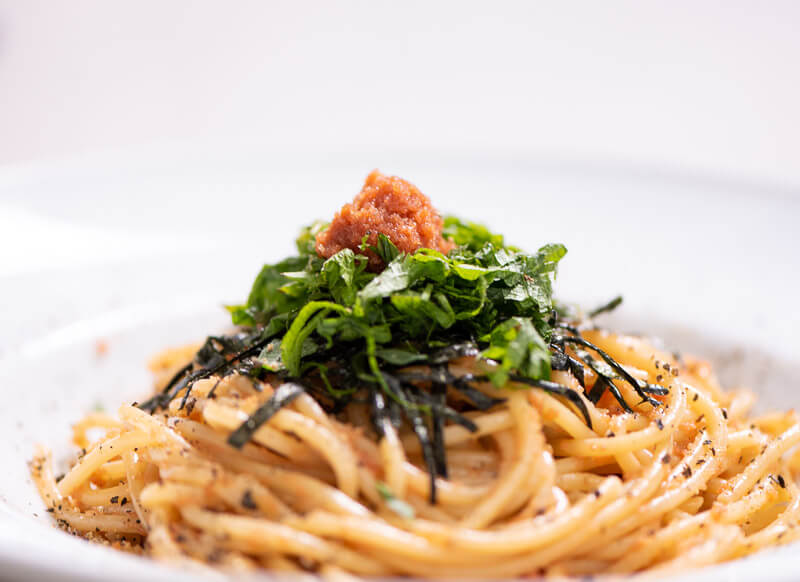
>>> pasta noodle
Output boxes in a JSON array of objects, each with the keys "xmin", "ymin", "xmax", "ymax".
[
  {"xmin": 30, "ymin": 330, "xmax": 800, "ymax": 578},
  {"xmin": 27, "ymin": 172, "xmax": 800, "ymax": 577}
]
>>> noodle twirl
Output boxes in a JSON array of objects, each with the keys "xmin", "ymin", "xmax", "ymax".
[{"xmin": 31, "ymin": 171, "xmax": 800, "ymax": 578}]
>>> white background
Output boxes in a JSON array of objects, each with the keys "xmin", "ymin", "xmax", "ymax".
[
  {"xmin": 1, "ymin": 0, "xmax": 800, "ymax": 188},
  {"xmin": 0, "ymin": 1, "xmax": 798, "ymax": 349}
]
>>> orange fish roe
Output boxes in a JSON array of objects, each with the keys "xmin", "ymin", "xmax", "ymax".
[{"xmin": 315, "ymin": 170, "xmax": 454, "ymax": 270}]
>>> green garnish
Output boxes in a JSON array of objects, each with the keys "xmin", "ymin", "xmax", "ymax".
[
  {"xmin": 227, "ymin": 218, "xmax": 566, "ymax": 390},
  {"xmin": 376, "ymin": 481, "xmax": 415, "ymax": 519},
  {"xmin": 138, "ymin": 208, "xmax": 668, "ymax": 504}
]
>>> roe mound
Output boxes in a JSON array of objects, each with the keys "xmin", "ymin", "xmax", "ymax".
[{"xmin": 315, "ymin": 170, "xmax": 454, "ymax": 270}]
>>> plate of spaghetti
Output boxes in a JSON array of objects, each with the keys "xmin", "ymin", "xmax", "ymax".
[{"xmin": 2, "ymin": 158, "xmax": 800, "ymax": 581}]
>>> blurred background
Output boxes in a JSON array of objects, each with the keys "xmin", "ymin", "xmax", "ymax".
[
  {"xmin": 2, "ymin": 1, "xmax": 800, "ymax": 182},
  {"xmin": 1, "ymin": 1, "xmax": 799, "ymax": 356}
]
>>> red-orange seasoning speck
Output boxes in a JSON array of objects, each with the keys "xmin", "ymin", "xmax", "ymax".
[
  {"xmin": 95, "ymin": 339, "xmax": 109, "ymax": 358},
  {"xmin": 315, "ymin": 170, "xmax": 454, "ymax": 270}
]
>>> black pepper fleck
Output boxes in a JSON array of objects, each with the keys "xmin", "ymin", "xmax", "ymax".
[{"xmin": 241, "ymin": 490, "xmax": 257, "ymax": 510}]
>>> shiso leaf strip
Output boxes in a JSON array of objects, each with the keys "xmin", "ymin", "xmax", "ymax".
[
  {"xmin": 140, "ymin": 216, "xmax": 669, "ymax": 503},
  {"xmin": 376, "ymin": 481, "xmax": 415, "ymax": 519}
]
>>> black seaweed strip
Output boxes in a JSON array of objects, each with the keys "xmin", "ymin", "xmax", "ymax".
[
  {"xmin": 143, "ymin": 336, "xmax": 272, "ymax": 413},
  {"xmin": 560, "ymin": 336, "xmax": 664, "ymax": 405},
  {"xmin": 227, "ymin": 383, "xmax": 305, "ymax": 448},
  {"xmin": 137, "ymin": 362, "xmax": 193, "ymax": 412},
  {"xmin": 567, "ymin": 356, "xmax": 586, "ymax": 388},
  {"xmin": 588, "ymin": 296, "xmax": 623, "ymax": 318},
  {"xmin": 551, "ymin": 350, "xmax": 569, "ymax": 371},
  {"xmin": 585, "ymin": 374, "xmax": 606, "ymax": 404},
  {"xmin": 508, "ymin": 374, "xmax": 592, "ymax": 428},
  {"xmin": 597, "ymin": 375, "xmax": 634, "ymax": 413},
  {"xmin": 428, "ymin": 342, "xmax": 480, "ymax": 365},
  {"xmin": 452, "ymin": 380, "xmax": 506, "ymax": 410},
  {"xmin": 384, "ymin": 375, "xmax": 438, "ymax": 504},
  {"xmin": 431, "ymin": 372, "xmax": 448, "ymax": 478},
  {"xmin": 370, "ymin": 391, "xmax": 390, "ymax": 437}
]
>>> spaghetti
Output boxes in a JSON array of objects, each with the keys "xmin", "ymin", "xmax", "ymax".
[{"xmin": 30, "ymin": 172, "xmax": 800, "ymax": 578}]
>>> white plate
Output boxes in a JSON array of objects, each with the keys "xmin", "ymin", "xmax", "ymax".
[{"xmin": 0, "ymin": 147, "xmax": 798, "ymax": 581}]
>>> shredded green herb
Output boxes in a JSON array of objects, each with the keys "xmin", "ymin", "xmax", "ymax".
[
  {"xmin": 223, "ymin": 218, "xmax": 570, "ymax": 501},
  {"xmin": 376, "ymin": 481, "xmax": 416, "ymax": 519},
  {"xmin": 140, "ymin": 211, "xmax": 664, "ymax": 503},
  {"xmin": 227, "ymin": 219, "xmax": 566, "ymax": 389}
]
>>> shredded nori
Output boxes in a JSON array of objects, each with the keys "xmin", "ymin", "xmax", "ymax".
[
  {"xmin": 226, "ymin": 382, "xmax": 306, "ymax": 449},
  {"xmin": 138, "ymin": 214, "xmax": 670, "ymax": 504},
  {"xmin": 508, "ymin": 374, "xmax": 593, "ymax": 427},
  {"xmin": 430, "ymin": 377, "xmax": 449, "ymax": 478},
  {"xmin": 588, "ymin": 295, "xmax": 623, "ymax": 318},
  {"xmin": 556, "ymin": 335, "xmax": 668, "ymax": 406}
]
